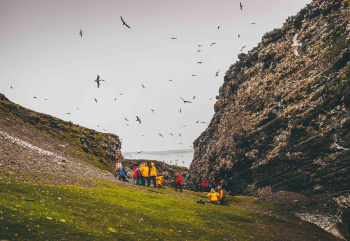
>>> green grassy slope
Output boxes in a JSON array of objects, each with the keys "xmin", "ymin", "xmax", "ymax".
[{"xmin": 0, "ymin": 180, "xmax": 339, "ymax": 241}]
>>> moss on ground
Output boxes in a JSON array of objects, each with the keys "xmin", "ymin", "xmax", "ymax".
[{"xmin": 0, "ymin": 181, "xmax": 338, "ymax": 241}]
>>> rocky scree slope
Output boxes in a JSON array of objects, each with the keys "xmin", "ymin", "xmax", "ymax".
[
  {"xmin": 0, "ymin": 93, "xmax": 124, "ymax": 186},
  {"xmin": 0, "ymin": 93, "xmax": 123, "ymax": 172},
  {"xmin": 186, "ymin": 0, "xmax": 350, "ymax": 239}
]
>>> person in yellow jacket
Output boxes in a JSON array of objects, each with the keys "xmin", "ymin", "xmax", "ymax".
[
  {"xmin": 149, "ymin": 163, "xmax": 157, "ymax": 187},
  {"xmin": 141, "ymin": 162, "xmax": 150, "ymax": 186},
  {"xmin": 207, "ymin": 188, "xmax": 220, "ymax": 204},
  {"xmin": 156, "ymin": 176, "xmax": 165, "ymax": 188}
]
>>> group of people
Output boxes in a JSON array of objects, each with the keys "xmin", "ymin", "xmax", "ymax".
[
  {"xmin": 115, "ymin": 160, "xmax": 183, "ymax": 192},
  {"xmin": 206, "ymin": 179, "xmax": 229, "ymax": 206}
]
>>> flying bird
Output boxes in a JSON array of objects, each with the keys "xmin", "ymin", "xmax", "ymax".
[
  {"xmin": 183, "ymin": 125, "xmax": 187, "ymax": 128},
  {"xmin": 171, "ymin": 37, "xmax": 177, "ymax": 39},
  {"xmin": 179, "ymin": 142, "xmax": 183, "ymax": 144},
  {"xmin": 79, "ymin": 29, "xmax": 82, "ymax": 37},
  {"xmin": 66, "ymin": 113, "xmax": 71, "ymax": 115},
  {"xmin": 169, "ymin": 79, "xmax": 174, "ymax": 82},
  {"xmin": 151, "ymin": 109, "xmax": 154, "ymax": 113},
  {"xmin": 159, "ymin": 133, "xmax": 164, "ymax": 137},
  {"xmin": 170, "ymin": 133, "xmax": 173, "ymax": 136},
  {"xmin": 124, "ymin": 118, "xmax": 129, "ymax": 122},
  {"xmin": 94, "ymin": 75, "xmax": 105, "ymax": 88},
  {"xmin": 76, "ymin": 107, "xmax": 79, "ymax": 110},
  {"xmin": 210, "ymin": 42, "xmax": 216, "ymax": 46},
  {"xmin": 193, "ymin": 96, "xmax": 196, "ymax": 100},
  {"xmin": 240, "ymin": 2, "xmax": 243, "ymax": 10},
  {"xmin": 180, "ymin": 109, "xmax": 182, "ymax": 113},
  {"xmin": 136, "ymin": 116, "xmax": 141, "ymax": 124},
  {"xmin": 33, "ymin": 97, "xmax": 37, "ymax": 99},
  {"xmin": 215, "ymin": 71, "xmax": 220, "ymax": 76},
  {"xmin": 45, "ymin": 99, "xmax": 48, "ymax": 101},
  {"xmin": 238, "ymin": 34, "xmax": 240, "ymax": 38},
  {"xmin": 10, "ymin": 85, "xmax": 13, "ymax": 89},
  {"xmin": 197, "ymin": 44, "xmax": 203, "ymax": 47},
  {"xmin": 240, "ymin": 46, "xmax": 247, "ymax": 51},
  {"xmin": 292, "ymin": 33, "xmax": 302, "ymax": 56},
  {"xmin": 179, "ymin": 133, "xmax": 181, "ymax": 137},
  {"xmin": 94, "ymin": 98, "xmax": 97, "ymax": 103},
  {"xmin": 251, "ymin": 23, "xmax": 256, "ymax": 25},
  {"xmin": 218, "ymin": 26, "xmax": 220, "ymax": 30},
  {"xmin": 180, "ymin": 97, "xmax": 192, "ymax": 103},
  {"xmin": 197, "ymin": 62, "xmax": 203, "ymax": 64},
  {"xmin": 120, "ymin": 16, "xmax": 131, "ymax": 28},
  {"xmin": 192, "ymin": 74, "xmax": 197, "ymax": 77},
  {"xmin": 197, "ymin": 50, "xmax": 201, "ymax": 53},
  {"xmin": 142, "ymin": 84, "xmax": 145, "ymax": 89},
  {"xmin": 114, "ymin": 98, "xmax": 117, "ymax": 101}
]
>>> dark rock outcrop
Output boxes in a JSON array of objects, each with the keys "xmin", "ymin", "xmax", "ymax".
[{"xmin": 186, "ymin": 0, "xmax": 350, "ymax": 239}]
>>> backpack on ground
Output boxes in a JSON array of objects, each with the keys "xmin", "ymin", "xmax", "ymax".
[{"xmin": 196, "ymin": 199, "xmax": 206, "ymax": 204}]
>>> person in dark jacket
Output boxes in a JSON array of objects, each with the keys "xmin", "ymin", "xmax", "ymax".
[
  {"xmin": 176, "ymin": 172, "xmax": 182, "ymax": 192},
  {"xmin": 119, "ymin": 168, "xmax": 127, "ymax": 182}
]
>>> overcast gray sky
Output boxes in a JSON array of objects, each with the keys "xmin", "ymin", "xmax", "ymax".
[{"xmin": 0, "ymin": 0, "xmax": 311, "ymax": 152}]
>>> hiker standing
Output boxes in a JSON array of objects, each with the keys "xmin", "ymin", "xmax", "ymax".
[
  {"xmin": 149, "ymin": 163, "xmax": 157, "ymax": 187},
  {"xmin": 142, "ymin": 163, "xmax": 150, "ymax": 186},
  {"xmin": 202, "ymin": 179, "xmax": 209, "ymax": 192},
  {"xmin": 119, "ymin": 168, "xmax": 127, "ymax": 182},
  {"xmin": 175, "ymin": 172, "xmax": 182, "ymax": 192},
  {"xmin": 207, "ymin": 188, "xmax": 220, "ymax": 204},
  {"xmin": 220, "ymin": 179, "xmax": 227, "ymax": 190},
  {"xmin": 217, "ymin": 186, "xmax": 228, "ymax": 206},
  {"xmin": 133, "ymin": 166, "xmax": 142, "ymax": 185},
  {"xmin": 115, "ymin": 160, "xmax": 122, "ymax": 177}
]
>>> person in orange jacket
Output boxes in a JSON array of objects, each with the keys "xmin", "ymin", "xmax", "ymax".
[
  {"xmin": 149, "ymin": 163, "xmax": 157, "ymax": 187},
  {"xmin": 141, "ymin": 162, "xmax": 150, "ymax": 186},
  {"xmin": 207, "ymin": 188, "xmax": 220, "ymax": 204},
  {"xmin": 217, "ymin": 186, "xmax": 229, "ymax": 206},
  {"xmin": 176, "ymin": 172, "xmax": 182, "ymax": 192},
  {"xmin": 156, "ymin": 176, "xmax": 165, "ymax": 188}
]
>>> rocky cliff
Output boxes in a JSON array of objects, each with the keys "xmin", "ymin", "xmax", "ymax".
[
  {"xmin": 186, "ymin": 0, "xmax": 350, "ymax": 239},
  {"xmin": 0, "ymin": 93, "xmax": 123, "ymax": 172}
]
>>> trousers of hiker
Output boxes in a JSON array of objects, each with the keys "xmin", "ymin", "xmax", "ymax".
[
  {"xmin": 149, "ymin": 163, "xmax": 157, "ymax": 187},
  {"xmin": 176, "ymin": 172, "xmax": 182, "ymax": 192}
]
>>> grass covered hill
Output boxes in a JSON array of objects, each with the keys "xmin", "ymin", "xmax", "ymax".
[
  {"xmin": 0, "ymin": 93, "xmax": 123, "ymax": 172},
  {"xmin": 0, "ymin": 180, "xmax": 340, "ymax": 241}
]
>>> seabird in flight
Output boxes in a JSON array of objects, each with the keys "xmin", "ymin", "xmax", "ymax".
[
  {"xmin": 94, "ymin": 75, "xmax": 105, "ymax": 88},
  {"xmin": 180, "ymin": 97, "xmax": 192, "ymax": 103},
  {"xmin": 120, "ymin": 16, "xmax": 131, "ymax": 28}
]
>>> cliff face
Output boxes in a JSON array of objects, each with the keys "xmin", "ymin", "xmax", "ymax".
[
  {"xmin": 0, "ymin": 93, "xmax": 124, "ymax": 172},
  {"xmin": 186, "ymin": 0, "xmax": 350, "ymax": 239}
]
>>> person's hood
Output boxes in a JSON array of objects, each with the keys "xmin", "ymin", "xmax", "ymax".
[{"xmin": 151, "ymin": 163, "xmax": 154, "ymax": 166}]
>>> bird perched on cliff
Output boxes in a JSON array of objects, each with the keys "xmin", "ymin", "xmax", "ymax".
[
  {"xmin": 94, "ymin": 75, "xmax": 105, "ymax": 88},
  {"xmin": 79, "ymin": 29, "xmax": 82, "ymax": 37},
  {"xmin": 292, "ymin": 33, "xmax": 302, "ymax": 56},
  {"xmin": 180, "ymin": 97, "xmax": 192, "ymax": 103},
  {"xmin": 136, "ymin": 116, "xmax": 141, "ymax": 124},
  {"xmin": 120, "ymin": 16, "xmax": 130, "ymax": 28},
  {"xmin": 240, "ymin": 2, "xmax": 243, "ymax": 10},
  {"xmin": 215, "ymin": 71, "xmax": 220, "ymax": 76}
]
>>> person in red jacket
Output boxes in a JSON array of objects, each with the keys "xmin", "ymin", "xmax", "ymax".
[
  {"xmin": 132, "ymin": 166, "xmax": 142, "ymax": 185},
  {"xmin": 201, "ymin": 179, "xmax": 209, "ymax": 192},
  {"xmin": 176, "ymin": 172, "xmax": 182, "ymax": 192}
]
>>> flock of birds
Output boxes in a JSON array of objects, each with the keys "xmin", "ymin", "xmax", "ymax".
[{"xmin": 10, "ymin": 1, "xmax": 306, "ymax": 166}]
